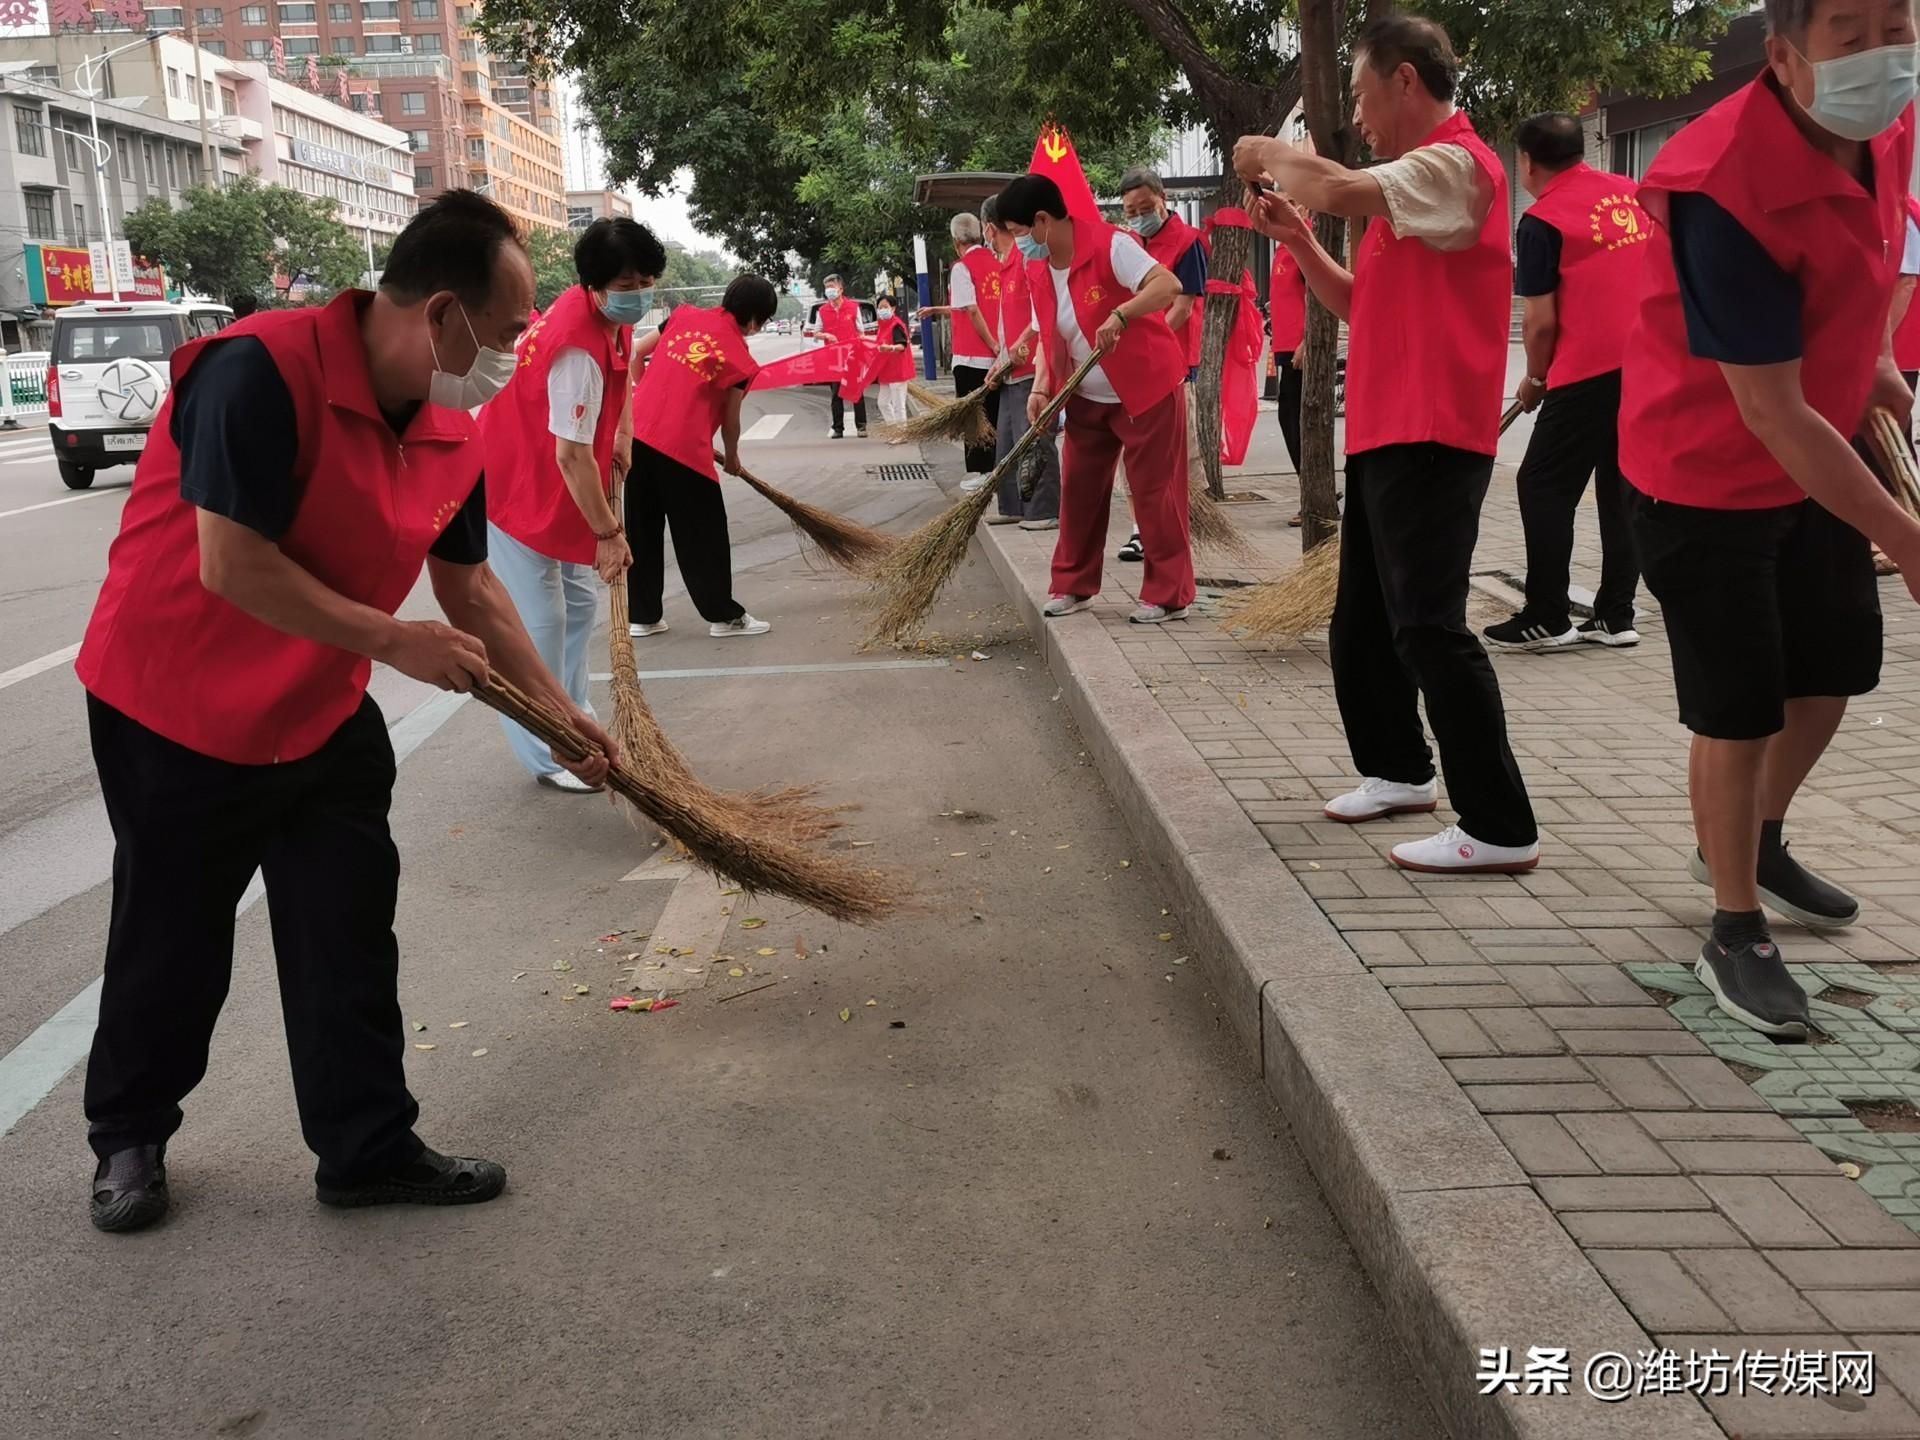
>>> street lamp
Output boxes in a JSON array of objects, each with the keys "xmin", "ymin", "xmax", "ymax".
[{"xmin": 72, "ymin": 30, "xmax": 177, "ymax": 301}]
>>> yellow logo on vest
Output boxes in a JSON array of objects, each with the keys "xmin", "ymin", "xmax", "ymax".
[
  {"xmin": 1081, "ymin": 284, "xmax": 1105, "ymax": 307},
  {"xmin": 667, "ymin": 328, "xmax": 728, "ymax": 382},
  {"xmin": 1589, "ymin": 193, "xmax": 1651, "ymax": 252}
]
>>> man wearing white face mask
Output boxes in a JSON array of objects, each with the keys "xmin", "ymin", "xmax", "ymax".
[
  {"xmin": 481, "ymin": 217, "xmax": 666, "ymax": 789},
  {"xmin": 1618, "ymin": 0, "xmax": 1920, "ymax": 1039},
  {"xmin": 74, "ymin": 191, "xmax": 621, "ymax": 1232}
]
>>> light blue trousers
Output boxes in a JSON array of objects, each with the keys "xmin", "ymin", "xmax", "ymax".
[{"xmin": 486, "ymin": 521, "xmax": 600, "ymax": 778}]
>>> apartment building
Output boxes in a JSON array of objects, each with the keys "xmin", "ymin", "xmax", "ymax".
[{"xmin": 565, "ymin": 187, "xmax": 629, "ymax": 229}]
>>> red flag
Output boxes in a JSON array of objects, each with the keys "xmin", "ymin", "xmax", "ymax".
[
  {"xmin": 337, "ymin": 72, "xmax": 349, "ymax": 106},
  {"xmin": 1029, "ymin": 121, "xmax": 1103, "ymax": 225},
  {"xmin": 306, "ymin": 54, "xmax": 320, "ymax": 88},
  {"xmin": 838, "ymin": 342, "xmax": 889, "ymax": 406},
  {"xmin": 270, "ymin": 34, "xmax": 285, "ymax": 76},
  {"xmin": 1202, "ymin": 206, "xmax": 1265, "ymax": 467},
  {"xmin": 749, "ymin": 338, "xmax": 876, "ymax": 394}
]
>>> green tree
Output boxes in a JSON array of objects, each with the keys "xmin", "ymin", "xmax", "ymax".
[
  {"xmin": 526, "ymin": 224, "xmax": 577, "ymax": 308},
  {"xmin": 122, "ymin": 176, "xmax": 273, "ymax": 306},
  {"xmin": 260, "ymin": 186, "xmax": 368, "ymax": 297}
]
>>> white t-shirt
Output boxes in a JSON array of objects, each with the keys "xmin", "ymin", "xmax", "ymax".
[
  {"xmin": 1371, "ymin": 142, "xmax": 1490, "ymax": 253},
  {"xmin": 547, "ymin": 347, "xmax": 604, "ymax": 443},
  {"xmin": 1051, "ymin": 231, "xmax": 1157, "ymax": 405},
  {"xmin": 1902, "ymin": 214, "xmax": 1920, "ymax": 278},
  {"xmin": 950, "ymin": 252, "xmax": 978, "ymax": 308}
]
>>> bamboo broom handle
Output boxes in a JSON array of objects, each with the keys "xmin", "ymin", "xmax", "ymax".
[
  {"xmin": 966, "ymin": 347, "xmax": 1107, "ymax": 502},
  {"xmin": 1867, "ymin": 407, "xmax": 1920, "ymax": 520}
]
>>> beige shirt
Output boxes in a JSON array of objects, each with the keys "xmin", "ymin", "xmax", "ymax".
[{"xmin": 1369, "ymin": 143, "xmax": 1492, "ymax": 252}]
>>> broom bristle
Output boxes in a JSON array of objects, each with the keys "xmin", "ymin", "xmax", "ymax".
[
  {"xmin": 736, "ymin": 467, "xmax": 898, "ymax": 574},
  {"xmin": 1218, "ymin": 537, "xmax": 1341, "ymax": 644},
  {"xmin": 905, "ymin": 380, "xmax": 947, "ymax": 411},
  {"xmin": 1188, "ymin": 480, "xmax": 1263, "ymax": 567},
  {"xmin": 881, "ymin": 387, "xmax": 995, "ymax": 447},
  {"xmin": 858, "ymin": 478, "xmax": 999, "ymax": 646}
]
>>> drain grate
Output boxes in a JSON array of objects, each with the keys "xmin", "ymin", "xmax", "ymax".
[{"xmin": 868, "ymin": 463, "xmax": 930, "ymax": 484}]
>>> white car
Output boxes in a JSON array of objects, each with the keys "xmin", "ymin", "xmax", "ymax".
[{"xmin": 47, "ymin": 299, "xmax": 233, "ymax": 490}]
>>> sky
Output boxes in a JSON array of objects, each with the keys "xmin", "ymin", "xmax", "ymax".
[{"xmin": 556, "ymin": 76, "xmax": 730, "ymax": 259}]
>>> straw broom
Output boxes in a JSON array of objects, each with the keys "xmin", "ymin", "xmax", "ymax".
[
  {"xmin": 1222, "ymin": 400, "xmax": 1527, "ymax": 645},
  {"xmin": 720, "ymin": 453, "xmax": 899, "ymax": 574},
  {"xmin": 884, "ymin": 382, "xmax": 996, "ymax": 448},
  {"xmin": 1188, "ymin": 478, "xmax": 1263, "ymax": 567},
  {"xmin": 469, "ymin": 670, "xmax": 892, "ymax": 923},
  {"xmin": 862, "ymin": 348, "xmax": 1107, "ymax": 646},
  {"xmin": 1864, "ymin": 407, "xmax": 1920, "ymax": 520}
]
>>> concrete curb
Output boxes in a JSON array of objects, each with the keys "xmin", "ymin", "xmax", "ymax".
[{"xmin": 975, "ymin": 521, "xmax": 1724, "ymax": 1440}]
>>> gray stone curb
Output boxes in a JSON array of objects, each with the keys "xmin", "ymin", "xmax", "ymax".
[{"xmin": 975, "ymin": 521, "xmax": 1724, "ymax": 1440}]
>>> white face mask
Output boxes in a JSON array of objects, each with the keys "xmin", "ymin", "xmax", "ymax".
[
  {"xmin": 824, "ymin": 286, "xmax": 842, "ymax": 301},
  {"xmin": 428, "ymin": 301, "xmax": 518, "ymax": 410},
  {"xmin": 1797, "ymin": 40, "xmax": 1920, "ymax": 141}
]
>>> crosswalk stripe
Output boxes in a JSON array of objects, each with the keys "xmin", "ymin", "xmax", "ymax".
[{"xmin": 740, "ymin": 413, "xmax": 791, "ymax": 442}]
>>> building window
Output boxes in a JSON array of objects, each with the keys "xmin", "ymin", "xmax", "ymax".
[
  {"xmin": 62, "ymin": 127, "xmax": 81, "ymax": 168},
  {"xmin": 328, "ymin": 0, "xmax": 350, "ymax": 15},
  {"xmin": 364, "ymin": 32, "xmax": 401, "ymax": 51},
  {"xmin": 244, "ymin": 38, "xmax": 270, "ymax": 56},
  {"xmin": 280, "ymin": 3, "xmax": 317, "ymax": 20},
  {"xmin": 13, "ymin": 105, "xmax": 45, "ymax": 157},
  {"xmin": 284, "ymin": 34, "xmax": 319, "ymax": 53},
  {"xmin": 220, "ymin": 84, "xmax": 238, "ymax": 113},
  {"xmin": 410, "ymin": 0, "xmax": 436, "ymax": 13},
  {"xmin": 143, "ymin": 140, "xmax": 157, "ymax": 184},
  {"xmin": 73, "ymin": 199, "xmax": 87, "ymax": 240},
  {"xmin": 187, "ymin": 151, "xmax": 201, "ymax": 186},
  {"xmin": 148, "ymin": 6, "xmax": 183, "ymax": 23},
  {"xmin": 412, "ymin": 31, "xmax": 441, "ymax": 52},
  {"xmin": 239, "ymin": 2, "xmax": 267, "ymax": 18},
  {"xmin": 361, "ymin": 0, "xmax": 399, "ymax": 15},
  {"xmin": 165, "ymin": 147, "xmax": 179, "ymax": 187},
  {"xmin": 466, "ymin": 137, "xmax": 484, "ymax": 161},
  {"xmin": 399, "ymin": 91, "xmax": 424, "ymax": 114},
  {"xmin": 116, "ymin": 134, "xmax": 131, "ymax": 175},
  {"xmin": 408, "ymin": 128, "xmax": 429, "ymax": 150},
  {"xmin": 24, "ymin": 190, "xmax": 55, "ymax": 240},
  {"xmin": 196, "ymin": 4, "xmax": 222, "ymax": 20},
  {"xmin": 203, "ymin": 38, "xmax": 226, "ymax": 53},
  {"xmin": 414, "ymin": 165, "xmax": 432, "ymax": 188},
  {"xmin": 331, "ymin": 35, "xmax": 354, "ymax": 52},
  {"xmin": 363, "ymin": 90, "xmax": 380, "ymax": 112}
]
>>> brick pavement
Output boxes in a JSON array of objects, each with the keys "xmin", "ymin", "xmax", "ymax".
[{"xmin": 978, "ymin": 423, "xmax": 1920, "ymax": 1437}]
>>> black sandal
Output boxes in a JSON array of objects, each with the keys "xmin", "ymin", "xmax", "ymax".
[
  {"xmin": 1117, "ymin": 532, "xmax": 1144, "ymax": 562},
  {"xmin": 316, "ymin": 1147, "xmax": 507, "ymax": 1209},
  {"xmin": 91, "ymin": 1144, "xmax": 170, "ymax": 1233}
]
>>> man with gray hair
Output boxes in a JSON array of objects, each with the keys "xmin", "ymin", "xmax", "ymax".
[
  {"xmin": 979, "ymin": 192, "xmax": 1060, "ymax": 529},
  {"xmin": 948, "ymin": 209, "xmax": 1003, "ymax": 481}
]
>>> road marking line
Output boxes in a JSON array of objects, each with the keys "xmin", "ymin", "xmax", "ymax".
[
  {"xmin": 740, "ymin": 413, "xmax": 791, "ymax": 442},
  {"xmin": 0, "ymin": 642, "xmax": 80, "ymax": 692},
  {"xmin": 0, "ymin": 490, "xmax": 115, "ymax": 520},
  {"xmin": 623, "ymin": 864, "xmax": 733, "ymax": 997},
  {"xmin": 0, "ymin": 689, "xmax": 471, "ymax": 1141},
  {"xmin": 589, "ymin": 659, "xmax": 951, "ymax": 683}
]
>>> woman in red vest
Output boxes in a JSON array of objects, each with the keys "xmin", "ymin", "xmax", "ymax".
[
  {"xmin": 871, "ymin": 293, "xmax": 915, "ymax": 426},
  {"xmin": 480, "ymin": 217, "xmax": 665, "ymax": 790},
  {"xmin": 1269, "ymin": 235, "xmax": 1308, "ymax": 484},
  {"xmin": 1615, "ymin": 0, "xmax": 1920, "ymax": 1037},
  {"xmin": 1236, "ymin": 14, "xmax": 1538, "ymax": 876},
  {"xmin": 995, "ymin": 172, "xmax": 1195, "ymax": 625},
  {"xmin": 74, "ymin": 192, "xmax": 617, "ymax": 1232},
  {"xmin": 1482, "ymin": 112, "xmax": 1650, "ymax": 654},
  {"xmin": 980, "ymin": 192, "xmax": 1059, "ymax": 528},
  {"xmin": 625, "ymin": 276, "xmax": 781, "ymax": 637}
]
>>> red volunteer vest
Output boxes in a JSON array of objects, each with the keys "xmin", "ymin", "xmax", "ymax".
[
  {"xmin": 1620, "ymin": 79, "xmax": 1914, "ymax": 510},
  {"xmin": 1143, "ymin": 212, "xmax": 1208, "ymax": 368},
  {"xmin": 1028, "ymin": 220, "xmax": 1187, "ymax": 418},
  {"xmin": 952, "ymin": 245, "xmax": 1002, "ymax": 363},
  {"xmin": 481, "ymin": 283, "xmax": 629, "ymax": 564},
  {"xmin": 632, "ymin": 304, "xmax": 761, "ymax": 481},
  {"xmin": 1895, "ymin": 194, "xmax": 1920, "ymax": 371},
  {"xmin": 872, "ymin": 314, "xmax": 915, "ymax": 383},
  {"xmin": 814, "ymin": 296, "xmax": 863, "ymax": 344},
  {"xmin": 77, "ymin": 292, "xmax": 482, "ymax": 765},
  {"xmin": 1269, "ymin": 245, "xmax": 1307, "ymax": 353},
  {"xmin": 1524, "ymin": 163, "xmax": 1652, "ymax": 387},
  {"xmin": 1346, "ymin": 111, "xmax": 1513, "ymax": 457},
  {"xmin": 996, "ymin": 243, "xmax": 1037, "ymax": 380}
]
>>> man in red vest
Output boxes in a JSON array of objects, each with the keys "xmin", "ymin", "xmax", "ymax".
[
  {"xmin": 1483, "ymin": 112, "xmax": 1650, "ymax": 653},
  {"xmin": 948, "ymin": 212, "xmax": 1005, "ymax": 485},
  {"xmin": 1236, "ymin": 13, "xmax": 1537, "ymax": 875},
  {"xmin": 1269, "ymin": 239, "xmax": 1307, "ymax": 483},
  {"xmin": 1617, "ymin": 0, "xmax": 1920, "ymax": 1037},
  {"xmin": 803, "ymin": 275, "xmax": 871, "ymax": 438},
  {"xmin": 996, "ymin": 172, "xmax": 1196, "ymax": 625},
  {"xmin": 481, "ymin": 216, "xmax": 665, "ymax": 790},
  {"xmin": 979, "ymin": 193, "xmax": 1059, "ymax": 528},
  {"xmin": 74, "ymin": 191, "xmax": 617, "ymax": 1232},
  {"xmin": 1117, "ymin": 167, "xmax": 1211, "ymax": 564}
]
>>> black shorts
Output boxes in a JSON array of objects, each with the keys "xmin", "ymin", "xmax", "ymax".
[{"xmin": 1628, "ymin": 489, "xmax": 1881, "ymax": 740}]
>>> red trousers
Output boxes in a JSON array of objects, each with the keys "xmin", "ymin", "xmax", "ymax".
[{"xmin": 1051, "ymin": 389, "xmax": 1196, "ymax": 610}]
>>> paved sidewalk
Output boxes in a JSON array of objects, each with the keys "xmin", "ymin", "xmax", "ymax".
[{"xmin": 963, "ymin": 413, "xmax": 1920, "ymax": 1440}]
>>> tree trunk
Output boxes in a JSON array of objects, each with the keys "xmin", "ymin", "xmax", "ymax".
[
  {"xmin": 1297, "ymin": 213, "xmax": 1345, "ymax": 551},
  {"xmin": 1193, "ymin": 174, "xmax": 1249, "ymax": 501}
]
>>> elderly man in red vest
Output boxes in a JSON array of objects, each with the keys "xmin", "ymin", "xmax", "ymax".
[
  {"xmin": 803, "ymin": 275, "xmax": 871, "ymax": 438},
  {"xmin": 1617, "ymin": 0, "xmax": 1920, "ymax": 1037},
  {"xmin": 947, "ymin": 212, "xmax": 1005, "ymax": 483},
  {"xmin": 1483, "ymin": 112, "xmax": 1649, "ymax": 654},
  {"xmin": 1236, "ymin": 13, "xmax": 1537, "ymax": 875},
  {"xmin": 74, "ymin": 192, "xmax": 617, "ymax": 1232}
]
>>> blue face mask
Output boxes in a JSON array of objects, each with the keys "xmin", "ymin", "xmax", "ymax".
[
  {"xmin": 601, "ymin": 288, "xmax": 654, "ymax": 324},
  {"xmin": 1126, "ymin": 211, "xmax": 1165, "ymax": 238},
  {"xmin": 1015, "ymin": 233, "xmax": 1047, "ymax": 260}
]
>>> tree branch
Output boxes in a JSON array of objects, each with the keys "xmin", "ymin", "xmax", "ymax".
[{"xmin": 1116, "ymin": 0, "xmax": 1292, "ymax": 136}]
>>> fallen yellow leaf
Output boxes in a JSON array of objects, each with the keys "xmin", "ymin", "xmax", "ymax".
[
  {"xmin": 838, "ymin": 1008, "xmax": 852, "ymax": 1023},
  {"xmin": 728, "ymin": 967, "xmax": 745, "ymax": 978},
  {"xmin": 740, "ymin": 918, "xmax": 766, "ymax": 929},
  {"xmin": 573, "ymin": 984, "xmax": 590, "ymax": 995},
  {"xmin": 1158, "ymin": 933, "xmax": 1174, "ymax": 942},
  {"xmin": 414, "ymin": 1043, "xmax": 436, "ymax": 1051},
  {"xmin": 448, "ymin": 1021, "xmax": 469, "ymax": 1029},
  {"xmin": 410, "ymin": 1021, "xmax": 425, "ymax": 1033},
  {"xmin": 865, "ymin": 999, "xmax": 878, "ymax": 1007},
  {"xmin": 756, "ymin": 948, "xmax": 777, "ymax": 957},
  {"xmin": 470, "ymin": 1048, "xmax": 488, "ymax": 1057},
  {"xmin": 1120, "ymin": 859, "xmax": 1131, "ymax": 869}
]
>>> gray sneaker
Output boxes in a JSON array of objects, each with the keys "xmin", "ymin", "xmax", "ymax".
[
  {"xmin": 1018, "ymin": 517, "xmax": 1059, "ymax": 531},
  {"xmin": 1043, "ymin": 594, "xmax": 1095, "ymax": 618},
  {"xmin": 1695, "ymin": 936, "xmax": 1810, "ymax": 1039},
  {"xmin": 711, "ymin": 614, "xmax": 772, "ymax": 637},
  {"xmin": 1129, "ymin": 603, "xmax": 1190, "ymax": 625}
]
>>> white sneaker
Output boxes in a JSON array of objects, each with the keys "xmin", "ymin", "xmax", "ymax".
[
  {"xmin": 1129, "ymin": 604, "xmax": 1189, "ymax": 625},
  {"xmin": 711, "ymin": 614, "xmax": 772, "ymax": 637},
  {"xmin": 537, "ymin": 769, "xmax": 603, "ymax": 794},
  {"xmin": 1390, "ymin": 824, "xmax": 1540, "ymax": 874},
  {"xmin": 1577, "ymin": 618, "xmax": 1640, "ymax": 648},
  {"xmin": 1018, "ymin": 517, "xmax": 1059, "ymax": 531},
  {"xmin": 1323, "ymin": 776, "xmax": 1439, "ymax": 824},
  {"xmin": 984, "ymin": 513, "xmax": 1021, "ymax": 526},
  {"xmin": 629, "ymin": 620, "xmax": 670, "ymax": 637},
  {"xmin": 960, "ymin": 477, "xmax": 987, "ymax": 493},
  {"xmin": 1043, "ymin": 594, "xmax": 1095, "ymax": 618}
]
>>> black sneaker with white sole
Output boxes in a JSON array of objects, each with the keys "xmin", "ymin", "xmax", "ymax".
[
  {"xmin": 1117, "ymin": 532, "xmax": 1143, "ymax": 563},
  {"xmin": 1694, "ymin": 936, "xmax": 1811, "ymax": 1038},
  {"xmin": 1687, "ymin": 847, "xmax": 1861, "ymax": 930},
  {"xmin": 1482, "ymin": 614, "xmax": 1580, "ymax": 651},
  {"xmin": 1577, "ymin": 617, "xmax": 1640, "ymax": 647}
]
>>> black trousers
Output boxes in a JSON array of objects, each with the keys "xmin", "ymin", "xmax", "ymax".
[
  {"xmin": 1516, "ymin": 369, "xmax": 1638, "ymax": 629},
  {"xmin": 829, "ymin": 383, "xmax": 867, "ymax": 436},
  {"xmin": 1274, "ymin": 353, "xmax": 1304, "ymax": 474},
  {"xmin": 626, "ymin": 442, "xmax": 747, "ymax": 625},
  {"xmin": 1331, "ymin": 443, "xmax": 1537, "ymax": 847},
  {"xmin": 953, "ymin": 363, "xmax": 1002, "ymax": 473},
  {"xmin": 84, "ymin": 692, "xmax": 423, "ymax": 1185}
]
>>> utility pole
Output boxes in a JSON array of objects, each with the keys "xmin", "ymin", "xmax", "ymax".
[{"xmin": 186, "ymin": 10, "xmax": 213, "ymax": 183}]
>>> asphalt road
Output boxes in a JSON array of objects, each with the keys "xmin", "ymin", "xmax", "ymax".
[{"xmin": 0, "ymin": 389, "xmax": 1435, "ymax": 1439}]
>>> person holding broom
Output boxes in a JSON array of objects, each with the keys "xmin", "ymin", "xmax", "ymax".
[
  {"xmin": 625, "ymin": 276, "xmax": 781, "ymax": 639},
  {"xmin": 1614, "ymin": 0, "xmax": 1920, "ymax": 1037},
  {"xmin": 481, "ymin": 215, "xmax": 665, "ymax": 792},
  {"xmin": 980, "ymin": 192, "xmax": 1060, "ymax": 531},
  {"xmin": 996, "ymin": 172, "xmax": 1196, "ymax": 625},
  {"xmin": 73, "ymin": 190, "xmax": 618, "ymax": 1232},
  {"xmin": 1234, "ymin": 12, "xmax": 1539, "ymax": 875}
]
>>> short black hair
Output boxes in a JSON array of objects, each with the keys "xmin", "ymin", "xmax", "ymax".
[
  {"xmin": 1357, "ymin": 13, "xmax": 1460, "ymax": 103},
  {"xmin": 1764, "ymin": 0, "xmax": 1815, "ymax": 34},
  {"xmin": 721, "ymin": 274, "xmax": 779, "ymax": 328},
  {"xmin": 380, "ymin": 189, "xmax": 524, "ymax": 307},
  {"xmin": 574, "ymin": 217, "xmax": 667, "ymax": 290},
  {"xmin": 995, "ymin": 174, "xmax": 1067, "ymax": 227},
  {"xmin": 228, "ymin": 292, "xmax": 259, "ymax": 318},
  {"xmin": 1516, "ymin": 112, "xmax": 1585, "ymax": 170}
]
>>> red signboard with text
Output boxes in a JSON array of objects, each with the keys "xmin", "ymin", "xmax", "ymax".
[{"xmin": 26, "ymin": 244, "xmax": 167, "ymax": 306}]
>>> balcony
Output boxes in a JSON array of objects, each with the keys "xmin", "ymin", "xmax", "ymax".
[{"xmin": 344, "ymin": 54, "xmax": 453, "ymax": 81}]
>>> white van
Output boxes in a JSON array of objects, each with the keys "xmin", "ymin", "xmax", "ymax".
[{"xmin": 47, "ymin": 299, "xmax": 234, "ymax": 489}]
